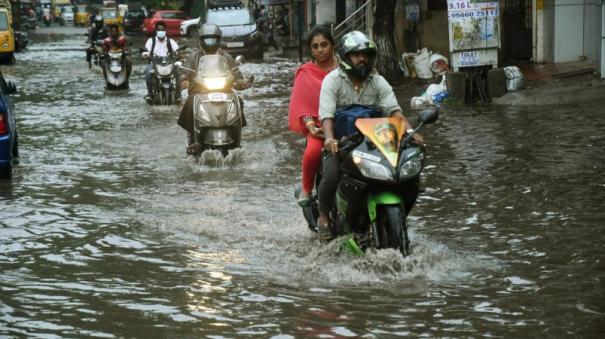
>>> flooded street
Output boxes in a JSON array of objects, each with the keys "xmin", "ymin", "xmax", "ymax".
[{"xmin": 1, "ymin": 30, "xmax": 604, "ymax": 337}]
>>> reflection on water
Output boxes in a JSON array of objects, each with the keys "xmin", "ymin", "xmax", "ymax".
[{"xmin": 0, "ymin": 31, "xmax": 603, "ymax": 337}]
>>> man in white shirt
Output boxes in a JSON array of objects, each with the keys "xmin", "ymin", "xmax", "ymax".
[{"xmin": 142, "ymin": 21, "xmax": 179, "ymax": 103}]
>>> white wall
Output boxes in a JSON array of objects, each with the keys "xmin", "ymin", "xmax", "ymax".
[
  {"xmin": 554, "ymin": 0, "xmax": 584, "ymax": 62},
  {"xmin": 582, "ymin": 0, "xmax": 602, "ymax": 63},
  {"xmin": 540, "ymin": 0, "xmax": 556, "ymax": 62}
]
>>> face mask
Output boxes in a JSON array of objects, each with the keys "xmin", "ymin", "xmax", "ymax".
[{"xmin": 156, "ymin": 31, "xmax": 166, "ymax": 39}]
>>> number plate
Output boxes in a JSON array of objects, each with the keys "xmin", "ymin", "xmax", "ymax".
[
  {"xmin": 208, "ymin": 92, "xmax": 228, "ymax": 101},
  {"xmin": 226, "ymin": 41, "xmax": 244, "ymax": 48}
]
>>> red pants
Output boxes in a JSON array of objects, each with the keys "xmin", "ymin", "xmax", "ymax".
[{"xmin": 302, "ymin": 134, "xmax": 323, "ymax": 193}]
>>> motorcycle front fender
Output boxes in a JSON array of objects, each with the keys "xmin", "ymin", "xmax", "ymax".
[{"xmin": 367, "ymin": 192, "xmax": 402, "ymax": 223}]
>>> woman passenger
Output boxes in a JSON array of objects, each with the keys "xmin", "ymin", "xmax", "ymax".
[{"xmin": 288, "ymin": 26, "xmax": 339, "ymax": 206}]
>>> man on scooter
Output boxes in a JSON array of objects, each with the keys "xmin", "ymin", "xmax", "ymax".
[
  {"xmin": 86, "ymin": 15, "xmax": 107, "ymax": 69},
  {"xmin": 316, "ymin": 31, "xmax": 424, "ymax": 241},
  {"xmin": 142, "ymin": 21, "xmax": 180, "ymax": 103},
  {"xmin": 177, "ymin": 23, "xmax": 252, "ymax": 154},
  {"xmin": 101, "ymin": 24, "xmax": 131, "ymax": 81}
]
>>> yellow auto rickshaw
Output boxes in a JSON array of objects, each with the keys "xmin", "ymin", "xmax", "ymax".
[
  {"xmin": 0, "ymin": 8, "xmax": 15, "ymax": 63},
  {"xmin": 75, "ymin": 4, "xmax": 88, "ymax": 26},
  {"xmin": 101, "ymin": 6, "xmax": 124, "ymax": 31}
]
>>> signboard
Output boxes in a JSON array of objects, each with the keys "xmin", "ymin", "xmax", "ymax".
[
  {"xmin": 451, "ymin": 49, "xmax": 498, "ymax": 69},
  {"xmin": 447, "ymin": 0, "xmax": 499, "ymax": 51},
  {"xmin": 447, "ymin": 0, "xmax": 500, "ymax": 70}
]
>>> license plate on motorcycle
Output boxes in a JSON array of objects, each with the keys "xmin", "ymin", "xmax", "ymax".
[
  {"xmin": 110, "ymin": 66, "xmax": 122, "ymax": 72},
  {"xmin": 226, "ymin": 42, "xmax": 244, "ymax": 48},
  {"xmin": 208, "ymin": 92, "xmax": 228, "ymax": 102}
]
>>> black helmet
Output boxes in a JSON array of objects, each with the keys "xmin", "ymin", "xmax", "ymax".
[
  {"xmin": 198, "ymin": 23, "xmax": 222, "ymax": 54},
  {"xmin": 94, "ymin": 15, "xmax": 103, "ymax": 28},
  {"xmin": 338, "ymin": 31, "xmax": 377, "ymax": 80}
]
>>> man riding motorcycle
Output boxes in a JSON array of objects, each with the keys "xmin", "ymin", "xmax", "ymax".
[
  {"xmin": 86, "ymin": 15, "xmax": 107, "ymax": 69},
  {"xmin": 316, "ymin": 31, "xmax": 424, "ymax": 241},
  {"xmin": 177, "ymin": 23, "xmax": 251, "ymax": 153},
  {"xmin": 142, "ymin": 21, "xmax": 180, "ymax": 103},
  {"xmin": 101, "ymin": 24, "xmax": 132, "ymax": 82}
]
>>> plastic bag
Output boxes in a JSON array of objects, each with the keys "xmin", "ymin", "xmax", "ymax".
[
  {"xmin": 504, "ymin": 66, "xmax": 525, "ymax": 91},
  {"xmin": 413, "ymin": 48, "xmax": 433, "ymax": 79},
  {"xmin": 429, "ymin": 53, "xmax": 449, "ymax": 76}
]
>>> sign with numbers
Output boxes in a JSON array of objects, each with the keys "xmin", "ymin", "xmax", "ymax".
[{"xmin": 447, "ymin": 0, "xmax": 500, "ymax": 69}]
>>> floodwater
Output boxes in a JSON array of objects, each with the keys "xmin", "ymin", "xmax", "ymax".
[{"xmin": 1, "ymin": 30, "xmax": 604, "ymax": 338}]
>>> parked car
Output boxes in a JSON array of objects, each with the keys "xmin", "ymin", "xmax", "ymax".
[
  {"xmin": 124, "ymin": 9, "xmax": 145, "ymax": 34},
  {"xmin": 142, "ymin": 10, "xmax": 189, "ymax": 37},
  {"xmin": 205, "ymin": 5, "xmax": 263, "ymax": 60},
  {"xmin": 180, "ymin": 17, "xmax": 199, "ymax": 37},
  {"xmin": 60, "ymin": 5, "xmax": 74, "ymax": 25},
  {"xmin": 0, "ymin": 70, "xmax": 18, "ymax": 180}
]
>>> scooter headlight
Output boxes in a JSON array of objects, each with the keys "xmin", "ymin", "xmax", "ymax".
[
  {"xmin": 352, "ymin": 151, "xmax": 394, "ymax": 182},
  {"xmin": 203, "ymin": 77, "xmax": 227, "ymax": 90},
  {"xmin": 399, "ymin": 153, "xmax": 424, "ymax": 181}
]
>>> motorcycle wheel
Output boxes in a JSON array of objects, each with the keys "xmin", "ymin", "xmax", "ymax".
[{"xmin": 377, "ymin": 205, "xmax": 409, "ymax": 256}]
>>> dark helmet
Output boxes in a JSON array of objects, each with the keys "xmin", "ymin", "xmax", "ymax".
[
  {"xmin": 198, "ymin": 23, "xmax": 222, "ymax": 54},
  {"xmin": 338, "ymin": 31, "xmax": 377, "ymax": 80},
  {"xmin": 94, "ymin": 15, "xmax": 103, "ymax": 28}
]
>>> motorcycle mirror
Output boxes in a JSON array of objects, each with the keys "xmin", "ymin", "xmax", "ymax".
[
  {"xmin": 418, "ymin": 107, "xmax": 439, "ymax": 125},
  {"xmin": 234, "ymin": 55, "xmax": 245, "ymax": 66}
]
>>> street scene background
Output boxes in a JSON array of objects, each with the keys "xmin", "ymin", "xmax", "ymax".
[{"xmin": 0, "ymin": 24, "xmax": 604, "ymax": 337}]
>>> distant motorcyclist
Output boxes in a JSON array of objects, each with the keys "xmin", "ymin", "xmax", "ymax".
[
  {"xmin": 177, "ymin": 23, "xmax": 251, "ymax": 153},
  {"xmin": 86, "ymin": 15, "xmax": 107, "ymax": 68},
  {"xmin": 101, "ymin": 24, "xmax": 131, "ymax": 80},
  {"xmin": 142, "ymin": 21, "xmax": 179, "ymax": 103}
]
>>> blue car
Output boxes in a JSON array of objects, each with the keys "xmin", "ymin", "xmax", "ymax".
[{"xmin": 0, "ymin": 70, "xmax": 18, "ymax": 180}]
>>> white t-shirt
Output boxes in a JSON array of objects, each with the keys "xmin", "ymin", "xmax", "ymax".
[{"xmin": 144, "ymin": 37, "xmax": 179, "ymax": 57}]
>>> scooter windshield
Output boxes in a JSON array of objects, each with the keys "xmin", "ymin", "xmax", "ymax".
[
  {"xmin": 196, "ymin": 55, "xmax": 233, "ymax": 91},
  {"xmin": 355, "ymin": 118, "xmax": 409, "ymax": 167},
  {"xmin": 197, "ymin": 55, "xmax": 230, "ymax": 78}
]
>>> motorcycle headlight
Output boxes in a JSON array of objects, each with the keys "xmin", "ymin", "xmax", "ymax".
[
  {"xmin": 156, "ymin": 64, "xmax": 173, "ymax": 76},
  {"xmin": 352, "ymin": 153, "xmax": 394, "ymax": 182},
  {"xmin": 399, "ymin": 154, "xmax": 424, "ymax": 181},
  {"xmin": 203, "ymin": 77, "xmax": 227, "ymax": 90}
]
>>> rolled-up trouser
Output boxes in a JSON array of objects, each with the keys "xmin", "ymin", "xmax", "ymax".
[{"xmin": 318, "ymin": 152, "xmax": 340, "ymax": 215}]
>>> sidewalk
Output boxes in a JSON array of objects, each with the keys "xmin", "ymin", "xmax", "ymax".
[{"xmin": 492, "ymin": 61, "xmax": 605, "ymax": 106}]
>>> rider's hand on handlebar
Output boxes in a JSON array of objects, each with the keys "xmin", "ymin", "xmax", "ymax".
[
  {"xmin": 324, "ymin": 138, "xmax": 338, "ymax": 154},
  {"xmin": 141, "ymin": 51, "xmax": 150, "ymax": 58},
  {"xmin": 413, "ymin": 133, "xmax": 425, "ymax": 146}
]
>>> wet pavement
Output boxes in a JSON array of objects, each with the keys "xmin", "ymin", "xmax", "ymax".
[{"xmin": 0, "ymin": 27, "xmax": 604, "ymax": 337}]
